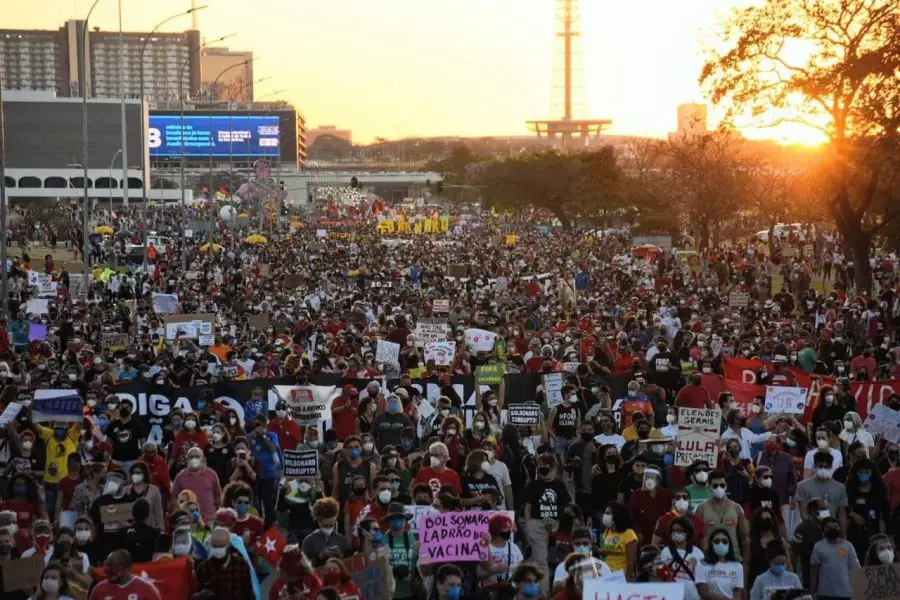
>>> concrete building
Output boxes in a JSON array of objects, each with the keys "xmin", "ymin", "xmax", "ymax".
[{"xmin": 200, "ymin": 47, "xmax": 254, "ymax": 102}]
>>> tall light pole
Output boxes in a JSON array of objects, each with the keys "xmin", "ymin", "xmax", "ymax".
[
  {"xmin": 81, "ymin": 0, "xmax": 103, "ymax": 297},
  {"xmin": 108, "ymin": 148, "xmax": 122, "ymax": 216},
  {"xmin": 0, "ymin": 68, "xmax": 8, "ymax": 318},
  {"xmin": 138, "ymin": 5, "xmax": 207, "ymax": 270},
  {"xmin": 117, "ymin": 0, "xmax": 128, "ymax": 211},
  {"xmin": 180, "ymin": 33, "xmax": 236, "ymax": 272},
  {"xmin": 208, "ymin": 58, "xmax": 255, "ymax": 203}
]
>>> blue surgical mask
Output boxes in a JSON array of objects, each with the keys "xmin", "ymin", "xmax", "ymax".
[
  {"xmin": 522, "ymin": 582, "xmax": 541, "ymax": 598},
  {"xmin": 97, "ymin": 418, "xmax": 109, "ymax": 430},
  {"xmin": 402, "ymin": 439, "xmax": 412, "ymax": 450},
  {"xmin": 574, "ymin": 544, "xmax": 591, "ymax": 555},
  {"xmin": 191, "ymin": 511, "xmax": 201, "ymax": 522},
  {"xmin": 389, "ymin": 518, "xmax": 405, "ymax": 531},
  {"xmin": 445, "ymin": 586, "xmax": 461, "ymax": 600},
  {"xmin": 236, "ymin": 504, "xmax": 249, "ymax": 516},
  {"xmin": 858, "ymin": 472, "xmax": 872, "ymax": 483},
  {"xmin": 663, "ymin": 454, "xmax": 674, "ymax": 466},
  {"xmin": 197, "ymin": 400, "xmax": 206, "ymax": 410},
  {"xmin": 770, "ymin": 564, "xmax": 786, "ymax": 576},
  {"xmin": 54, "ymin": 427, "xmax": 66, "ymax": 440},
  {"xmin": 713, "ymin": 541, "xmax": 729, "ymax": 557},
  {"xmin": 371, "ymin": 530, "xmax": 385, "ymax": 544},
  {"xmin": 349, "ymin": 448, "xmax": 361, "ymax": 459}
]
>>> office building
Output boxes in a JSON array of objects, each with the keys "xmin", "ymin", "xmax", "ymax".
[{"xmin": 201, "ymin": 47, "xmax": 254, "ymax": 102}]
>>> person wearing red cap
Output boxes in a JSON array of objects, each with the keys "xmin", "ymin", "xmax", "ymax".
[
  {"xmin": 269, "ymin": 544, "xmax": 323, "ymax": 600},
  {"xmin": 331, "ymin": 384, "xmax": 360, "ymax": 439}
]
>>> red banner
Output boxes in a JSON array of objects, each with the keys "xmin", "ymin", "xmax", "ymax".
[
  {"xmin": 91, "ymin": 557, "xmax": 193, "ymax": 600},
  {"xmin": 719, "ymin": 356, "xmax": 900, "ymax": 420}
]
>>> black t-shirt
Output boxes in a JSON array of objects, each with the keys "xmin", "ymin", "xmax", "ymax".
[
  {"xmin": 524, "ymin": 479, "xmax": 571, "ymax": 520},
  {"xmin": 89, "ymin": 494, "xmax": 135, "ymax": 558},
  {"xmin": 370, "ymin": 412, "xmax": 412, "ymax": 451},
  {"xmin": 462, "ymin": 472, "xmax": 502, "ymax": 507},
  {"xmin": 121, "ymin": 522, "xmax": 160, "ymax": 563},
  {"xmin": 204, "ymin": 443, "xmax": 236, "ymax": 484},
  {"xmin": 106, "ymin": 418, "xmax": 146, "ymax": 462}
]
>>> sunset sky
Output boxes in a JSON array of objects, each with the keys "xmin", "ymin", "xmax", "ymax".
[{"xmin": 3, "ymin": 0, "xmax": 822, "ymax": 145}]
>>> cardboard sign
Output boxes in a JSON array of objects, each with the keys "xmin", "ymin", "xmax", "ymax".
[
  {"xmin": 674, "ymin": 407, "xmax": 720, "ymax": 467},
  {"xmin": 508, "ymin": 403, "xmax": 541, "ymax": 425},
  {"xmin": 542, "ymin": 372, "xmax": 565, "ymax": 408},
  {"xmin": 764, "ymin": 386, "xmax": 808, "ymax": 414},
  {"xmin": 864, "ymin": 403, "xmax": 900, "ymax": 444},
  {"xmin": 415, "ymin": 319, "xmax": 450, "ymax": 345},
  {"xmin": 247, "ymin": 313, "xmax": 271, "ymax": 332},
  {"xmin": 448, "ymin": 264, "xmax": 467, "ymax": 278},
  {"xmin": 729, "ymin": 289, "xmax": 750, "ymax": 308},
  {"xmin": 284, "ymin": 274, "xmax": 303, "ymax": 289},
  {"xmin": 28, "ymin": 324, "xmax": 48, "ymax": 342},
  {"xmin": 424, "ymin": 341, "xmax": 456, "ymax": 366},
  {"xmin": 32, "ymin": 390, "xmax": 83, "ymax": 423},
  {"xmin": 404, "ymin": 504, "xmax": 439, "ymax": 532},
  {"xmin": 432, "ymin": 299, "xmax": 450, "ymax": 313},
  {"xmin": 417, "ymin": 511, "xmax": 490, "ymax": 565},
  {"xmin": 273, "ymin": 385, "xmax": 339, "ymax": 426},
  {"xmin": 375, "ymin": 340, "xmax": 400, "ymax": 365},
  {"xmin": 582, "ymin": 580, "xmax": 684, "ymax": 600},
  {"xmin": 0, "ymin": 402, "xmax": 22, "ymax": 427},
  {"xmin": 102, "ymin": 332, "xmax": 131, "ymax": 351},
  {"xmin": 283, "ymin": 449, "xmax": 318, "ymax": 478},
  {"xmin": 475, "ymin": 364, "xmax": 504, "ymax": 385},
  {"xmin": 851, "ymin": 563, "xmax": 900, "ymax": 600},
  {"xmin": 99, "ymin": 501, "xmax": 134, "ymax": 527},
  {"xmin": 1, "ymin": 556, "xmax": 44, "ymax": 592},
  {"xmin": 152, "ymin": 293, "xmax": 180, "ymax": 314},
  {"xmin": 165, "ymin": 313, "xmax": 215, "ymax": 340}
]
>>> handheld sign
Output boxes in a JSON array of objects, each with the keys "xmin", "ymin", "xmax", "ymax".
[
  {"xmin": 674, "ymin": 407, "xmax": 720, "ymax": 467},
  {"xmin": 764, "ymin": 386, "xmax": 808, "ymax": 414},
  {"xmin": 475, "ymin": 364, "xmax": 504, "ymax": 385},
  {"xmin": 32, "ymin": 390, "xmax": 83, "ymax": 423},
  {"xmin": 863, "ymin": 403, "xmax": 900, "ymax": 444},
  {"xmin": 582, "ymin": 580, "xmax": 684, "ymax": 600},
  {"xmin": 508, "ymin": 404, "xmax": 541, "ymax": 426},
  {"xmin": 542, "ymin": 372, "xmax": 564, "ymax": 408},
  {"xmin": 417, "ymin": 511, "xmax": 490, "ymax": 565},
  {"xmin": 851, "ymin": 563, "xmax": 900, "ymax": 600},
  {"xmin": 283, "ymin": 450, "xmax": 318, "ymax": 478}
]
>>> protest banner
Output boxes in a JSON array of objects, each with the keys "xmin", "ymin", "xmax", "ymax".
[
  {"xmin": 28, "ymin": 324, "xmax": 47, "ymax": 342},
  {"xmin": 728, "ymin": 289, "xmax": 750, "ymax": 308},
  {"xmin": 508, "ymin": 403, "xmax": 541, "ymax": 426},
  {"xmin": 449, "ymin": 264, "xmax": 467, "ymax": 278},
  {"xmin": 32, "ymin": 389, "xmax": 83, "ymax": 423},
  {"xmin": 283, "ymin": 449, "xmax": 318, "ymax": 478},
  {"xmin": 863, "ymin": 403, "xmax": 900, "ymax": 444},
  {"xmin": 99, "ymin": 501, "xmax": 134, "ymax": 527},
  {"xmin": 417, "ymin": 511, "xmax": 490, "ymax": 565},
  {"xmin": 405, "ymin": 504, "xmax": 439, "ymax": 531},
  {"xmin": 102, "ymin": 332, "xmax": 131, "ymax": 351},
  {"xmin": 152, "ymin": 293, "xmax": 179, "ymax": 314},
  {"xmin": 674, "ymin": 407, "xmax": 720, "ymax": 467},
  {"xmin": 375, "ymin": 339, "xmax": 400, "ymax": 365},
  {"xmin": 0, "ymin": 402, "xmax": 22, "ymax": 427},
  {"xmin": 273, "ymin": 385, "xmax": 339, "ymax": 426},
  {"xmin": 542, "ymin": 372, "xmax": 565, "ymax": 408},
  {"xmin": 764, "ymin": 386, "xmax": 808, "ymax": 414},
  {"xmin": 432, "ymin": 299, "xmax": 450, "ymax": 313},
  {"xmin": 582, "ymin": 580, "xmax": 684, "ymax": 600},
  {"xmin": 165, "ymin": 314, "xmax": 216, "ymax": 340},
  {"xmin": 1, "ymin": 556, "xmax": 44, "ymax": 593},
  {"xmin": 424, "ymin": 341, "xmax": 456, "ymax": 366},
  {"xmin": 851, "ymin": 563, "xmax": 900, "ymax": 600},
  {"xmin": 476, "ymin": 364, "xmax": 504, "ymax": 385},
  {"xmin": 464, "ymin": 328, "xmax": 497, "ymax": 353},
  {"xmin": 415, "ymin": 319, "xmax": 450, "ymax": 345},
  {"xmin": 247, "ymin": 313, "xmax": 271, "ymax": 331}
]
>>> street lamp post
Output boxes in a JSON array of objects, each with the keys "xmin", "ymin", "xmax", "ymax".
[
  {"xmin": 138, "ymin": 6, "xmax": 207, "ymax": 270},
  {"xmin": 108, "ymin": 148, "xmax": 122, "ymax": 216},
  {"xmin": 81, "ymin": 0, "xmax": 103, "ymax": 298},
  {"xmin": 208, "ymin": 58, "xmax": 255, "ymax": 204},
  {"xmin": 179, "ymin": 34, "xmax": 235, "ymax": 272}
]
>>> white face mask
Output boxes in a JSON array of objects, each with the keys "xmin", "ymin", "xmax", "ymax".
[
  {"xmin": 644, "ymin": 478, "xmax": 658, "ymax": 491},
  {"xmin": 446, "ymin": 429, "xmax": 457, "ymax": 436},
  {"xmin": 430, "ymin": 456, "xmax": 442, "ymax": 468},
  {"xmin": 210, "ymin": 546, "xmax": 227, "ymax": 559},
  {"xmin": 42, "ymin": 578, "xmax": 60, "ymax": 594},
  {"xmin": 674, "ymin": 499, "xmax": 689, "ymax": 513},
  {"xmin": 184, "ymin": 420, "xmax": 197, "ymax": 431},
  {"xmin": 817, "ymin": 509, "xmax": 831, "ymax": 520},
  {"xmin": 173, "ymin": 541, "xmax": 192, "ymax": 556},
  {"xmin": 298, "ymin": 482, "xmax": 312, "ymax": 493},
  {"xmin": 363, "ymin": 442, "xmax": 374, "ymax": 452},
  {"xmin": 377, "ymin": 490, "xmax": 392, "ymax": 504},
  {"xmin": 817, "ymin": 438, "xmax": 829, "ymax": 450},
  {"xmin": 815, "ymin": 467, "xmax": 832, "ymax": 479},
  {"xmin": 474, "ymin": 421, "xmax": 485, "ymax": 429},
  {"xmin": 760, "ymin": 477, "xmax": 773, "ymax": 488},
  {"xmin": 320, "ymin": 526, "xmax": 335, "ymax": 536},
  {"xmin": 879, "ymin": 549, "xmax": 895, "ymax": 565},
  {"xmin": 750, "ymin": 404, "xmax": 762, "ymax": 414},
  {"xmin": 843, "ymin": 420, "xmax": 855, "ymax": 431},
  {"xmin": 131, "ymin": 473, "xmax": 144, "ymax": 485},
  {"xmin": 666, "ymin": 414, "xmax": 676, "ymax": 424},
  {"xmin": 212, "ymin": 432, "xmax": 224, "ymax": 442},
  {"xmin": 189, "ymin": 458, "xmax": 202, "ymax": 469},
  {"xmin": 694, "ymin": 471, "xmax": 708, "ymax": 484},
  {"xmin": 22, "ymin": 441, "xmax": 33, "ymax": 451},
  {"xmin": 480, "ymin": 461, "xmax": 491, "ymax": 472},
  {"xmin": 712, "ymin": 486, "xmax": 727, "ymax": 499},
  {"xmin": 103, "ymin": 481, "xmax": 120, "ymax": 495},
  {"xmin": 75, "ymin": 529, "xmax": 91, "ymax": 542},
  {"xmin": 276, "ymin": 410, "xmax": 287, "ymax": 418},
  {"xmin": 601, "ymin": 513, "xmax": 613, "ymax": 527},
  {"xmin": 229, "ymin": 417, "xmax": 237, "ymax": 426}
]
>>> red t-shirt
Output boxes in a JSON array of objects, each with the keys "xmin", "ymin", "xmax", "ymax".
[
  {"xmin": 331, "ymin": 396, "xmax": 359, "ymax": 439},
  {"xmin": 413, "ymin": 467, "xmax": 462, "ymax": 496},
  {"xmin": 885, "ymin": 468, "xmax": 900, "ymax": 511},
  {"xmin": 89, "ymin": 576, "xmax": 162, "ymax": 600},
  {"xmin": 675, "ymin": 385, "xmax": 711, "ymax": 409},
  {"xmin": 268, "ymin": 418, "xmax": 303, "ymax": 450},
  {"xmin": 653, "ymin": 510, "xmax": 705, "ymax": 546},
  {"xmin": 232, "ymin": 515, "xmax": 265, "ymax": 549},
  {"xmin": 343, "ymin": 497, "xmax": 366, "ymax": 529},
  {"xmin": 0, "ymin": 499, "xmax": 39, "ymax": 530},
  {"xmin": 627, "ymin": 488, "xmax": 674, "ymax": 543},
  {"xmin": 58, "ymin": 474, "xmax": 83, "ymax": 511},
  {"xmin": 269, "ymin": 575, "xmax": 323, "ymax": 600}
]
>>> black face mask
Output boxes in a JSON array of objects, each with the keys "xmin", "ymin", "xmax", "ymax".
[
  {"xmin": 580, "ymin": 433, "xmax": 593, "ymax": 443},
  {"xmin": 414, "ymin": 500, "xmax": 431, "ymax": 506},
  {"xmin": 537, "ymin": 467, "xmax": 551, "ymax": 477},
  {"xmin": 606, "ymin": 455, "xmax": 618, "ymax": 464},
  {"xmin": 889, "ymin": 451, "xmax": 900, "ymax": 462},
  {"xmin": 497, "ymin": 530, "xmax": 511, "ymax": 541},
  {"xmin": 637, "ymin": 431, "xmax": 650, "ymax": 440},
  {"xmin": 824, "ymin": 527, "xmax": 840, "ymax": 540},
  {"xmin": 353, "ymin": 487, "xmax": 366, "ymax": 496},
  {"xmin": 0, "ymin": 545, "xmax": 10, "ymax": 555}
]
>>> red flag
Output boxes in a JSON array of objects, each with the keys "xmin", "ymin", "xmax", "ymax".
[
  {"xmin": 91, "ymin": 557, "xmax": 193, "ymax": 600},
  {"xmin": 257, "ymin": 524, "xmax": 287, "ymax": 567}
]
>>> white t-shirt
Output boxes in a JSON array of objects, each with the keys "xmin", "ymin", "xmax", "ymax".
[
  {"xmin": 659, "ymin": 546, "xmax": 704, "ymax": 600},
  {"xmin": 21, "ymin": 546, "xmax": 90, "ymax": 573},
  {"xmin": 839, "ymin": 428, "xmax": 875, "ymax": 449},
  {"xmin": 486, "ymin": 540, "xmax": 524, "ymax": 583},
  {"xmin": 593, "ymin": 433, "xmax": 626, "ymax": 451},
  {"xmin": 802, "ymin": 447, "xmax": 844, "ymax": 472},
  {"xmin": 486, "ymin": 460, "xmax": 512, "ymax": 510},
  {"xmin": 553, "ymin": 558, "xmax": 612, "ymax": 587},
  {"xmin": 695, "ymin": 560, "xmax": 744, "ymax": 599}
]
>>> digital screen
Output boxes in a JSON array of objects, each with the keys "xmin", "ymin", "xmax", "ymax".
[{"xmin": 148, "ymin": 115, "xmax": 281, "ymax": 158}]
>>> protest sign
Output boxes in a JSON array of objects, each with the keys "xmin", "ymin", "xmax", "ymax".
[
  {"xmin": 449, "ymin": 264, "xmax": 467, "ymax": 278},
  {"xmin": 152, "ymin": 293, "xmax": 179, "ymax": 314},
  {"xmin": 415, "ymin": 319, "xmax": 450, "ymax": 345},
  {"xmin": 25, "ymin": 298, "xmax": 49, "ymax": 316},
  {"xmin": 273, "ymin": 385, "xmax": 338, "ymax": 426},
  {"xmin": 405, "ymin": 504, "xmax": 439, "ymax": 531},
  {"xmin": 0, "ymin": 402, "xmax": 22, "ymax": 427},
  {"xmin": 248, "ymin": 313, "xmax": 271, "ymax": 332},
  {"xmin": 1, "ymin": 556, "xmax": 44, "ymax": 593},
  {"xmin": 375, "ymin": 340, "xmax": 400, "ymax": 365},
  {"xmin": 582, "ymin": 580, "xmax": 684, "ymax": 600},
  {"xmin": 165, "ymin": 314, "xmax": 215, "ymax": 340},
  {"xmin": 283, "ymin": 449, "xmax": 318, "ymax": 478},
  {"xmin": 851, "ymin": 563, "xmax": 900, "ymax": 600},
  {"xmin": 475, "ymin": 364, "xmax": 504, "ymax": 385},
  {"xmin": 28, "ymin": 323, "xmax": 47, "ymax": 342},
  {"xmin": 542, "ymin": 372, "xmax": 565, "ymax": 408},
  {"xmin": 464, "ymin": 328, "xmax": 497, "ymax": 353},
  {"xmin": 563, "ymin": 362, "xmax": 580, "ymax": 373},
  {"xmin": 198, "ymin": 334, "xmax": 215, "ymax": 346},
  {"xmin": 417, "ymin": 511, "xmax": 490, "ymax": 564},
  {"xmin": 432, "ymin": 299, "xmax": 450, "ymax": 313},
  {"xmin": 424, "ymin": 341, "xmax": 456, "ymax": 366},
  {"xmin": 32, "ymin": 389, "xmax": 83, "ymax": 423},
  {"xmin": 508, "ymin": 403, "xmax": 541, "ymax": 425},
  {"xmin": 102, "ymin": 332, "xmax": 131, "ymax": 351},
  {"xmin": 764, "ymin": 386, "xmax": 808, "ymax": 414},
  {"xmin": 99, "ymin": 501, "xmax": 134, "ymax": 527},
  {"xmin": 863, "ymin": 403, "xmax": 900, "ymax": 444},
  {"xmin": 316, "ymin": 228, "xmax": 327, "ymax": 238},
  {"xmin": 674, "ymin": 407, "xmax": 720, "ymax": 467},
  {"xmin": 284, "ymin": 274, "xmax": 303, "ymax": 289},
  {"xmin": 728, "ymin": 289, "xmax": 750, "ymax": 308}
]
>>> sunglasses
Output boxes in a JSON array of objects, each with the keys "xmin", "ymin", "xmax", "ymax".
[
  {"xmin": 712, "ymin": 539, "xmax": 730, "ymax": 545},
  {"xmin": 674, "ymin": 495, "xmax": 689, "ymax": 501},
  {"xmin": 711, "ymin": 484, "xmax": 727, "ymax": 490}
]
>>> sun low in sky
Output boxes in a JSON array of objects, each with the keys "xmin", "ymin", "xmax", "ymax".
[{"xmin": 2, "ymin": 0, "xmax": 827, "ymax": 146}]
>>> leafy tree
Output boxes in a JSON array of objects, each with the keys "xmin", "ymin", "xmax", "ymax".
[{"xmin": 700, "ymin": 0, "xmax": 900, "ymax": 291}]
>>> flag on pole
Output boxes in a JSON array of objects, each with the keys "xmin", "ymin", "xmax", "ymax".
[{"xmin": 256, "ymin": 523, "xmax": 287, "ymax": 567}]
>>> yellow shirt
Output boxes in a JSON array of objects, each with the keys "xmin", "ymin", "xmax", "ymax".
[
  {"xmin": 600, "ymin": 528, "xmax": 638, "ymax": 572},
  {"xmin": 36, "ymin": 423, "xmax": 80, "ymax": 484}
]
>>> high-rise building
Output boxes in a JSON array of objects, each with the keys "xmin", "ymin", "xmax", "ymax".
[
  {"xmin": 677, "ymin": 103, "xmax": 708, "ymax": 136},
  {"xmin": 0, "ymin": 20, "xmax": 204, "ymax": 102},
  {"xmin": 200, "ymin": 47, "xmax": 254, "ymax": 102}
]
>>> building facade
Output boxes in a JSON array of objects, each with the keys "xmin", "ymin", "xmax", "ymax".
[{"xmin": 200, "ymin": 47, "xmax": 254, "ymax": 102}]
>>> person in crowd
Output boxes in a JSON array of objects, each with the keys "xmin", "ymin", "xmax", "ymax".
[
  {"xmin": 684, "ymin": 460, "xmax": 712, "ymax": 512},
  {"xmin": 511, "ymin": 562, "xmax": 547, "ymax": 600},
  {"xmin": 88, "ymin": 469, "xmax": 133, "ymax": 560},
  {"xmin": 523, "ymin": 453, "xmax": 570, "ymax": 585},
  {"xmin": 627, "ymin": 465, "xmax": 672, "ymax": 543},
  {"xmin": 795, "ymin": 451, "xmax": 849, "ymax": 532},
  {"xmin": 695, "ymin": 529, "xmax": 744, "ymax": 600},
  {"xmin": 171, "ymin": 447, "xmax": 222, "ymax": 523},
  {"xmin": 28, "ymin": 564, "xmax": 76, "ymax": 600},
  {"xmin": 598, "ymin": 502, "xmax": 638, "ymax": 580},
  {"xmin": 808, "ymin": 517, "xmax": 859, "ymax": 600},
  {"xmin": 88, "ymin": 549, "xmax": 161, "ymax": 600},
  {"xmin": 412, "ymin": 441, "xmax": 462, "ymax": 495},
  {"xmin": 123, "ymin": 461, "xmax": 164, "ymax": 530},
  {"xmin": 590, "ymin": 443, "xmax": 624, "ymax": 521},
  {"xmin": 746, "ymin": 507, "xmax": 790, "ymax": 582},
  {"xmin": 844, "ymin": 456, "xmax": 889, "ymax": 558},
  {"xmin": 332, "ymin": 436, "xmax": 377, "ymax": 508},
  {"xmin": 652, "ymin": 487, "xmax": 704, "ymax": 547},
  {"xmin": 120, "ymin": 498, "xmax": 159, "ymax": 564},
  {"xmin": 748, "ymin": 541, "xmax": 802, "ymax": 600},
  {"xmin": 694, "ymin": 471, "xmax": 750, "ymax": 559},
  {"xmin": 248, "ymin": 414, "xmax": 280, "ymax": 526},
  {"xmin": 302, "ymin": 497, "xmax": 349, "ymax": 568},
  {"xmin": 269, "ymin": 544, "xmax": 323, "ymax": 600},
  {"xmin": 321, "ymin": 556, "xmax": 362, "ymax": 598},
  {"xmin": 193, "ymin": 526, "xmax": 254, "ymax": 600},
  {"xmin": 550, "ymin": 526, "xmax": 610, "ymax": 594},
  {"xmin": 863, "ymin": 533, "xmax": 898, "ymax": 566},
  {"xmin": 802, "ymin": 426, "xmax": 844, "ymax": 479},
  {"xmin": 657, "ymin": 516, "xmax": 704, "ymax": 600},
  {"xmin": 433, "ymin": 563, "xmax": 464, "ymax": 600}
]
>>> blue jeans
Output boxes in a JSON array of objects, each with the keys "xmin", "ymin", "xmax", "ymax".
[{"xmin": 553, "ymin": 437, "xmax": 574, "ymax": 463}]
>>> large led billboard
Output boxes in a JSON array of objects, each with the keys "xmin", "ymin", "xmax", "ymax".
[{"xmin": 148, "ymin": 114, "xmax": 280, "ymax": 158}]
